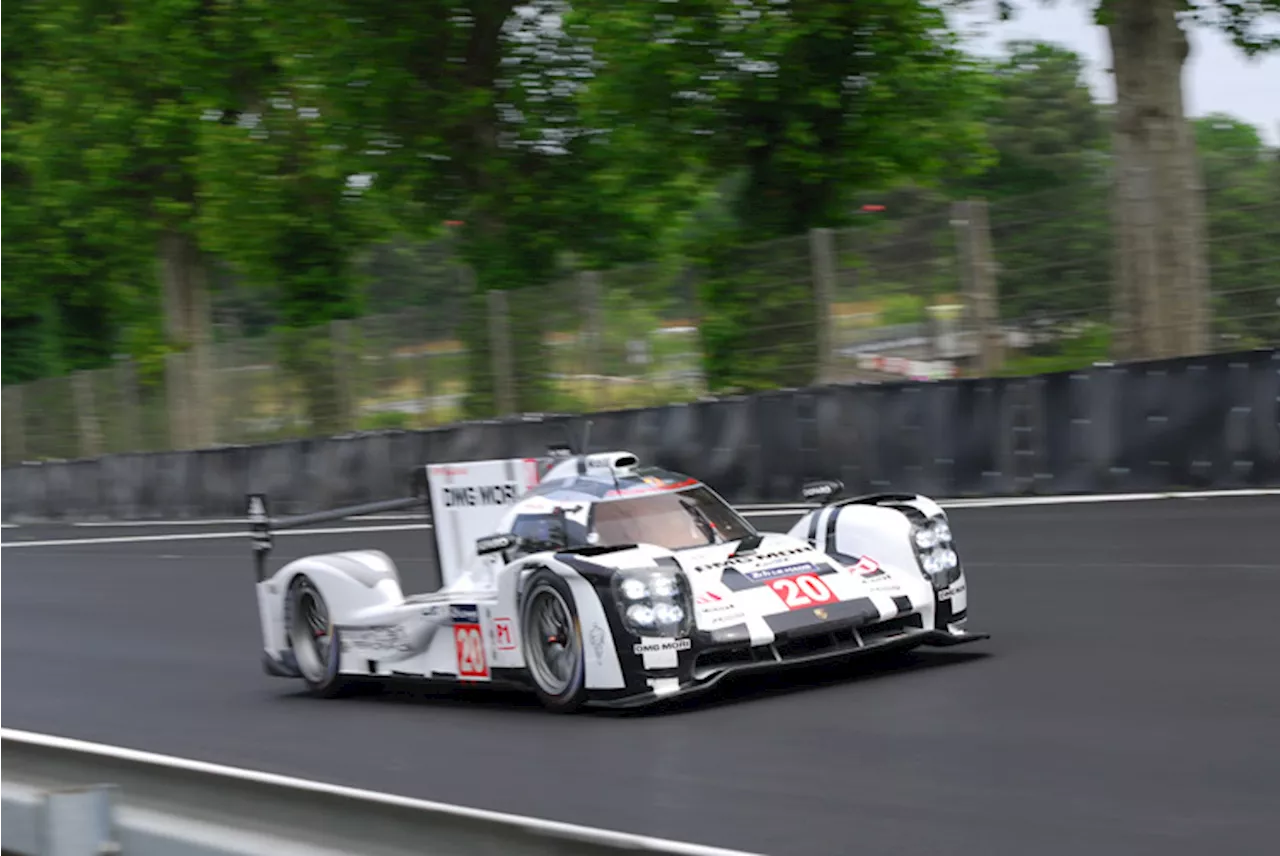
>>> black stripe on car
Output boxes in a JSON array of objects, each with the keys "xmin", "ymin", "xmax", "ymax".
[
  {"xmin": 823, "ymin": 505, "xmax": 844, "ymax": 558},
  {"xmin": 763, "ymin": 596, "xmax": 881, "ymax": 636}
]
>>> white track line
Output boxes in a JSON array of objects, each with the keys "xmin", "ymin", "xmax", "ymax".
[
  {"xmin": 2, "ymin": 488, "xmax": 1276, "ymax": 549},
  {"xmin": 0, "ymin": 728, "xmax": 760, "ymax": 856},
  {"xmin": 0, "ymin": 523, "xmax": 433, "ymax": 549},
  {"xmin": 68, "ymin": 514, "xmax": 424, "ymax": 527}
]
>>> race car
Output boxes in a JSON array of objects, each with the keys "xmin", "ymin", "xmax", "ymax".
[{"xmin": 249, "ymin": 446, "xmax": 986, "ymax": 712}]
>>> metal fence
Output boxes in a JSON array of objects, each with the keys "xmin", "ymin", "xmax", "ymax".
[
  {"xmin": 4, "ymin": 180, "xmax": 1277, "ymax": 465},
  {"xmin": 1, "ymin": 728, "xmax": 757, "ymax": 856}
]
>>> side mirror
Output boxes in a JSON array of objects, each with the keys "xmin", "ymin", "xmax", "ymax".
[
  {"xmin": 801, "ymin": 479, "xmax": 844, "ymax": 503},
  {"xmin": 476, "ymin": 533, "xmax": 519, "ymax": 556}
]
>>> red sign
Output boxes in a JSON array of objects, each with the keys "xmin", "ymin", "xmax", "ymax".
[
  {"xmin": 767, "ymin": 573, "xmax": 837, "ymax": 610},
  {"xmin": 493, "ymin": 618, "xmax": 516, "ymax": 651},
  {"xmin": 853, "ymin": 556, "xmax": 885, "ymax": 578},
  {"xmin": 454, "ymin": 624, "xmax": 489, "ymax": 678}
]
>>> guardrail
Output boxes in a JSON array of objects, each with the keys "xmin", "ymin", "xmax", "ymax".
[
  {"xmin": 2, "ymin": 347, "xmax": 1277, "ymax": 522},
  {"xmin": 2, "ymin": 729, "xmax": 761, "ymax": 856}
]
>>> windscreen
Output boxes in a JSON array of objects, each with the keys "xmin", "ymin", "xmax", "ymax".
[{"xmin": 590, "ymin": 485, "xmax": 754, "ymax": 550}]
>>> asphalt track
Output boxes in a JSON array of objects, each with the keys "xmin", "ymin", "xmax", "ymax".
[{"xmin": 4, "ymin": 496, "xmax": 1280, "ymax": 856}]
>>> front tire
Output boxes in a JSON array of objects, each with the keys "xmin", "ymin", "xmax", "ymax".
[
  {"xmin": 519, "ymin": 569, "xmax": 588, "ymax": 713},
  {"xmin": 285, "ymin": 574, "xmax": 349, "ymax": 698}
]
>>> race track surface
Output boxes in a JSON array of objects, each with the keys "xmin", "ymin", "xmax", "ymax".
[{"xmin": 4, "ymin": 496, "xmax": 1279, "ymax": 856}]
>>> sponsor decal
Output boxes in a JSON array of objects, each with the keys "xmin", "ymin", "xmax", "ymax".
[
  {"xmin": 853, "ymin": 556, "xmax": 886, "ymax": 579},
  {"xmin": 493, "ymin": 617, "xmax": 516, "ymax": 651},
  {"xmin": 689, "ymin": 545, "xmax": 814, "ymax": 575},
  {"xmin": 476, "ymin": 533, "xmax": 516, "ymax": 555},
  {"xmin": 434, "ymin": 465, "xmax": 470, "ymax": 478},
  {"xmin": 802, "ymin": 480, "xmax": 841, "ymax": 500},
  {"xmin": 443, "ymin": 483, "xmax": 519, "ymax": 508},
  {"xmin": 450, "ymin": 604, "xmax": 480, "ymax": 624},
  {"xmin": 589, "ymin": 623, "xmax": 606, "ymax": 663},
  {"xmin": 940, "ymin": 580, "xmax": 967, "ymax": 600},
  {"xmin": 454, "ymin": 622, "xmax": 489, "ymax": 678},
  {"xmin": 339, "ymin": 624, "xmax": 415, "ymax": 655},
  {"xmin": 741, "ymin": 562, "xmax": 821, "ymax": 583},
  {"xmin": 767, "ymin": 573, "xmax": 838, "ymax": 611},
  {"xmin": 695, "ymin": 590, "xmax": 743, "ymax": 622},
  {"xmin": 633, "ymin": 638, "xmax": 692, "ymax": 655}
]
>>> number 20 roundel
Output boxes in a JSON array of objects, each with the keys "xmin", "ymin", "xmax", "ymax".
[
  {"xmin": 767, "ymin": 573, "xmax": 837, "ymax": 611},
  {"xmin": 454, "ymin": 623, "xmax": 490, "ymax": 679}
]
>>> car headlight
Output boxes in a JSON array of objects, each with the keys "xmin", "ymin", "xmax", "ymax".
[
  {"xmin": 911, "ymin": 515, "xmax": 961, "ymax": 589},
  {"xmin": 613, "ymin": 568, "xmax": 692, "ymax": 637}
]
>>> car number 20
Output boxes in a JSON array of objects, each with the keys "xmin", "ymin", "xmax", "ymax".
[
  {"xmin": 768, "ymin": 573, "xmax": 837, "ymax": 610},
  {"xmin": 454, "ymin": 624, "xmax": 489, "ymax": 679}
]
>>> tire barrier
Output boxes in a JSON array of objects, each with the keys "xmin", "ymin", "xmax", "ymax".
[{"xmin": 3, "ymin": 348, "xmax": 1276, "ymax": 522}]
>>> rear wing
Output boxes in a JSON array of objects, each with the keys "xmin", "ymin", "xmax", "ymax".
[
  {"xmin": 248, "ymin": 469, "xmax": 433, "ymax": 584},
  {"xmin": 247, "ymin": 456, "xmax": 545, "ymax": 590}
]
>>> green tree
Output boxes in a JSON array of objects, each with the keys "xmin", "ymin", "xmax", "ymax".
[
  {"xmin": 570, "ymin": 0, "xmax": 994, "ymax": 392},
  {"xmin": 254, "ymin": 0, "xmax": 630, "ymax": 416},
  {"xmin": 955, "ymin": 41, "xmax": 1113, "ymax": 324},
  {"xmin": 195, "ymin": 85, "xmax": 385, "ymax": 434},
  {"xmin": 974, "ymin": 0, "xmax": 1280, "ymax": 361},
  {"xmin": 1192, "ymin": 114, "xmax": 1280, "ymax": 347},
  {"xmin": 0, "ymin": 0, "xmax": 54, "ymax": 381}
]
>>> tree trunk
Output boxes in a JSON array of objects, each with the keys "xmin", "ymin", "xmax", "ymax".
[
  {"xmin": 158, "ymin": 230, "xmax": 214, "ymax": 447},
  {"xmin": 1105, "ymin": 0, "xmax": 1210, "ymax": 360}
]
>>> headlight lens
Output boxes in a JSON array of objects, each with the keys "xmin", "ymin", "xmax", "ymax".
[
  {"xmin": 911, "ymin": 516, "xmax": 960, "ymax": 589},
  {"xmin": 613, "ymin": 568, "xmax": 692, "ymax": 637}
]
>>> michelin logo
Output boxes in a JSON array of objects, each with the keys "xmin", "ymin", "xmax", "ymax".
[{"xmin": 633, "ymin": 638, "xmax": 692, "ymax": 655}]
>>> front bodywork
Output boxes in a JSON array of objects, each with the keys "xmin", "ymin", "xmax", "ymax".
[{"xmin": 547, "ymin": 527, "xmax": 982, "ymax": 709}]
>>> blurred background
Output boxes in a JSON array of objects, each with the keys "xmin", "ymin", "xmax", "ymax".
[{"xmin": 4, "ymin": 2, "xmax": 1278, "ymax": 465}]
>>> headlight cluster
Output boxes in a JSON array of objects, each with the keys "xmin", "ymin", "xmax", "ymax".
[
  {"xmin": 912, "ymin": 516, "xmax": 960, "ymax": 587},
  {"xmin": 613, "ymin": 568, "xmax": 693, "ymax": 637}
]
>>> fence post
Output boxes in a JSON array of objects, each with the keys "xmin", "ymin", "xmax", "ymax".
[
  {"xmin": 2, "ymin": 384, "xmax": 26, "ymax": 464},
  {"xmin": 71, "ymin": 371, "xmax": 103, "ymax": 459},
  {"xmin": 115, "ymin": 357, "xmax": 141, "ymax": 453},
  {"xmin": 580, "ymin": 270, "xmax": 605, "ymax": 404},
  {"xmin": 332, "ymin": 320, "xmax": 355, "ymax": 432},
  {"xmin": 487, "ymin": 289, "xmax": 516, "ymax": 415},
  {"xmin": 808, "ymin": 227, "xmax": 837, "ymax": 384},
  {"xmin": 38, "ymin": 783, "xmax": 120, "ymax": 856},
  {"xmin": 191, "ymin": 341, "xmax": 215, "ymax": 448},
  {"xmin": 165, "ymin": 350, "xmax": 189, "ymax": 450},
  {"xmin": 953, "ymin": 199, "xmax": 1004, "ymax": 376}
]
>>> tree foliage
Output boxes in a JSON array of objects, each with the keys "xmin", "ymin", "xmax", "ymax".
[
  {"xmin": 987, "ymin": 0, "xmax": 1280, "ymax": 358},
  {"xmin": 570, "ymin": 0, "xmax": 995, "ymax": 392},
  {"xmin": 3, "ymin": 0, "xmax": 1277, "ymax": 409}
]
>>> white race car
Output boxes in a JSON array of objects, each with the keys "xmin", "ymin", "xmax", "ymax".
[{"xmin": 251, "ymin": 445, "xmax": 986, "ymax": 712}]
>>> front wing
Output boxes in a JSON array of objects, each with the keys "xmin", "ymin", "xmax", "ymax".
[
  {"xmin": 589, "ymin": 619, "xmax": 987, "ymax": 710},
  {"xmin": 555, "ymin": 555, "xmax": 983, "ymax": 706}
]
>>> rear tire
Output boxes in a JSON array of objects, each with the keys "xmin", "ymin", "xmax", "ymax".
[
  {"xmin": 519, "ymin": 570, "xmax": 588, "ymax": 713},
  {"xmin": 285, "ymin": 574, "xmax": 349, "ymax": 698}
]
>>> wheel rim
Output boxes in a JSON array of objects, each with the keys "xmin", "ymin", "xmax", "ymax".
[
  {"xmin": 289, "ymin": 581, "xmax": 334, "ymax": 683},
  {"xmin": 524, "ymin": 586, "xmax": 580, "ymax": 696}
]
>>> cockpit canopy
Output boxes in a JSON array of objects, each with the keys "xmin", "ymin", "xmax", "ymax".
[{"xmin": 504, "ymin": 475, "xmax": 754, "ymax": 555}]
